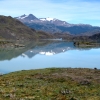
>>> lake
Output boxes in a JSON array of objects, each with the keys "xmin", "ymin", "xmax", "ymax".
[{"xmin": 0, "ymin": 41, "xmax": 100, "ymax": 74}]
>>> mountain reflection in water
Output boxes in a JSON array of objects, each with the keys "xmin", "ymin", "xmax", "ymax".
[
  {"xmin": 22, "ymin": 41, "xmax": 75, "ymax": 58},
  {"xmin": 0, "ymin": 40, "xmax": 100, "ymax": 74}
]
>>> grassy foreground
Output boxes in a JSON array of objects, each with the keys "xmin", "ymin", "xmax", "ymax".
[{"xmin": 0, "ymin": 68, "xmax": 100, "ymax": 100}]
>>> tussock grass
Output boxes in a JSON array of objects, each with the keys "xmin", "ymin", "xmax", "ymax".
[{"xmin": 0, "ymin": 68, "xmax": 100, "ymax": 100}]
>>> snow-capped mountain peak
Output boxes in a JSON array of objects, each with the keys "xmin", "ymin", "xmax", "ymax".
[
  {"xmin": 17, "ymin": 14, "xmax": 29, "ymax": 19},
  {"xmin": 15, "ymin": 14, "xmax": 39, "ymax": 22},
  {"xmin": 16, "ymin": 14, "xmax": 38, "ymax": 20}
]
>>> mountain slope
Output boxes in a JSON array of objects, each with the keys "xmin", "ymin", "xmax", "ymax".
[
  {"xmin": 0, "ymin": 15, "xmax": 37, "ymax": 40},
  {"xmin": 16, "ymin": 14, "xmax": 100, "ymax": 35}
]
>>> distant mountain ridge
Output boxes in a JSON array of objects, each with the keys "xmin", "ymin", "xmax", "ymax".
[
  {"xmin": 0, "ymin": 15, "xmax": 100, "ymax": 41},
  {"xmin": 15, "ymin": 14, "xmax": 100, "ymax": 35}
]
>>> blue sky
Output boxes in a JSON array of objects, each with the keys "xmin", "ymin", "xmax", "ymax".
[{"xmin": 0, "ymin": 0, "xmax": 100, "ymax": 26}]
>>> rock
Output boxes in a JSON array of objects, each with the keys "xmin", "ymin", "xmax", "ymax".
[
  {"xmin": 14, "ymin": 44, "xmax": 25, "ymax": 47},
  {"xmin": 60, "ymin": 89, "xmax": 72, "ymax": 95},
  {"xmin": 70, "ymin": 97, "xmax": 77, "ymax": 100},
  {"xmin": 80, "ymin": 80, "xmax": 91, "ymax": 85}
]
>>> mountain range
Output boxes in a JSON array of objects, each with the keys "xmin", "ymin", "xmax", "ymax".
[
  {"xmin": 16, "ymin": 14, "xmax": 100, "ymax": 36},
  {"xmin": 0, "ymin": 14, "xmax": 100, "ymax": 41}
]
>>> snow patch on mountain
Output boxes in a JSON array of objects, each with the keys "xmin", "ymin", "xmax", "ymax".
[
  {"xmin": 17, "ymin": 14, "xmax": 28, "ymax": 19},
  {"xmin": 40, "ymin": 17, "xmax": 57, "ymax": 21}
]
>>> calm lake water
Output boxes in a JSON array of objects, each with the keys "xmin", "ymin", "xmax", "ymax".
[{"xmin": 0, "ymin": 41, "xmax": 100, "ymax": 74}]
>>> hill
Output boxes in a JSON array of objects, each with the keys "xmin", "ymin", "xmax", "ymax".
[
  {"xmin": 0, "ymin": 15, "xmax": 38, "ymax": 40},
  {"xmin": 89, "ymin": 33, "xmax": 100, "ymax": 40}
]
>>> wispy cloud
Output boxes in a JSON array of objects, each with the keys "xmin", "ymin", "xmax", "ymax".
[{"xmin": 0, "ymin": 0, "xmax": 100, "ymax": 26}]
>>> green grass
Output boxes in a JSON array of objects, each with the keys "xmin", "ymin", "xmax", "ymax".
[{"xmin": 0, "ymin": 68, "xmax": 100, "ymax": 100}]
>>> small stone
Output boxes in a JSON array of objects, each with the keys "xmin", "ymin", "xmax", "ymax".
[{"xmin": 60, "ymin": 89, "xmax": 72, "ymax": 95}]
